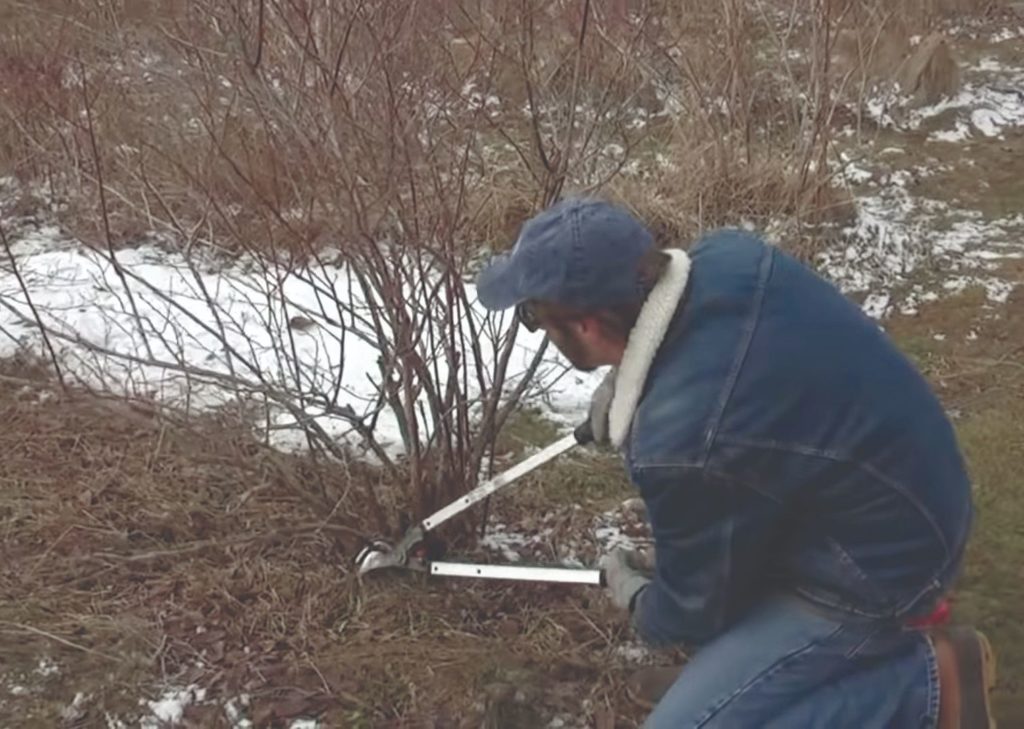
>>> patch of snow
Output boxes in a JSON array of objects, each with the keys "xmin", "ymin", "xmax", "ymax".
[
  {"xmin": 817, "ymin": 184, "xmax": 922, "ymax": 296},
  {"xmin": 480, "ymin": 524, "xmax": 540, "ymax": 562},
  {"xmin": 820, "ymin": 153, "xmax": 1024, "ymax": 317},
  {"xmin": 614, "ymin": 641, "xmax": 656, "ymax": 665},
  {"xmin": 225, "ymin": 695, "xmax": 253, "ymax": 728},
  {"xmin": 841, "ymin": 162, "xmax": 874, "ymax": 185},
  {"xmin": 141, "ymin": 685, "xmax": 205, "ymax": 728},
  {"xmin": 968, "ymin": 248, "xmax": 1024, "ymax": 261},
  {"xmin": 929, "ymin": 122, "xmax": 971, "ymax": 143},
  {"xmin": 35, "ymin": 657, "xmax": 59, "ymax": 677},
  {"xmin": 991, "ymin": 27, "xmax": 1024, "ymax": 43},
  {"xmin": 0, "ymin": 217, "xmax": 606, "ymax": 459},
  {"xmin": 593, "ymin": 506, "xmax": 652, "ymax": 553},
  {"xmin": 863, "ymin": 85, "xmax": 906, "ymax": 129},
  {"xmin": 899, "ymin": 285, "xmax": 941, "ymax": 316},
  {"xmin": 942, "ymin": 276, "xmax": 1015, "ymax": 304},
  {"xmin": 602, "ymin": 142, "xmax": 626, "ymax": 158},
  {"xmin": 888, "ymin": 170, "xmax": 914, "ymax": 187},
  {"xmin": 61, "ymin": 692, "xmax": 89, "ymax": 723},
  {"xmin": 476, "ymin": 499, "xmax": 651, "ymax": 569},
  {"xmin": 862, "ymin": 293, "xmax": 891, "ymax": 320},
  {"xmin": 971, "ymin": 108, "xmax": 1007, "ymax": 137},
  {"xmin": 865, "ymin": 52, "xmax": 1024, "ymax": 140},
  {"xmin": 9, "ymin": 685, "xmax": 28, "ymax": 696},
  {"xmin": 918, "ymin": 85, "xmax": 1024, "ymax": 139},
  {"xmin": 976, "ymin": 57, "xmax": 1007, "ymax": 73},
  {"xmin": 461, "ymin": 81, "xmax": 502, "ymax": 116},
  {"xmin": 289, "ymin": 721, "xmax": 319, "ymax": 729}
]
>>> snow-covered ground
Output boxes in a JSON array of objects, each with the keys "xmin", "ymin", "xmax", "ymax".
[
  {"xmin": 822, "ymin": 45, "xmax": 1024, "ymax": 321},
  {"xmin": 0, "ymin": 188, "xmax": 605, "ymax": 460}
]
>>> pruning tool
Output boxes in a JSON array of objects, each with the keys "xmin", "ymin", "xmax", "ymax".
[{"xmin": 354, "ymin": 421, "xmax": 606, "ymax": 586}]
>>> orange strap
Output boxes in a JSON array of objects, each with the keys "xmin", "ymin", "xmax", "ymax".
[{"xmin": 906, "ymin": 598, "xmax": 951, "ymax": 628}]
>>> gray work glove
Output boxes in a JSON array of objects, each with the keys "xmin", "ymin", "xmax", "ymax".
[
  {"xmin": 588, "ymin": 367, "xmax": 617, "ymax": 446},
  {"xmin": 599, "ymin": 547, "xmax": 651, "ymax": 612}
]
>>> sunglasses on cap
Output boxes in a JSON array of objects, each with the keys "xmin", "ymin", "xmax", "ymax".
[{"xmin": 516, "ymin": 302, "xmax": 540, "ymax": 332}]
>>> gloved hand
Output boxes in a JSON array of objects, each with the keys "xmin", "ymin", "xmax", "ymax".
[
  {"xmin": 588, "ymin": 367, "xmax": 617, "ymax": 446},
  {"xmin": 599, "ymin": 547, "xmax": 651, "ymax": 612}
]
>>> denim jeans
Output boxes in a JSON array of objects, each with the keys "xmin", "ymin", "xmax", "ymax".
[{"xmin": 644, "ymin": 595, "xmax": 940, "ymax": 728}]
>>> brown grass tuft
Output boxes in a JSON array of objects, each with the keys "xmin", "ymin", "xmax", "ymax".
[{"xmin": 898, "ymin": 33, "xmax": 962, "ymax": 106}]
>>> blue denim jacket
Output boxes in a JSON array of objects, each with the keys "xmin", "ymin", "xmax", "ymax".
[{"xmin": 626, "ymin": 230, "xmax": 973, "ymax": 647}]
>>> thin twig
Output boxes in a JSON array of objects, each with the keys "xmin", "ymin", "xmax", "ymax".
[
  {"xmin": 0, "ymin": 221, "xmax": 67, "ymax": 391},
  {"xmin": 0, "ymin": 621, "xmax": 121, "ymax": 662}
]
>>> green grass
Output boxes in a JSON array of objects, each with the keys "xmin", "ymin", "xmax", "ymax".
[
  {"xmin": 497, "ymin": 407, "xmax": 563, "ymax": 455},
  {"xmin": 889, "ymin": 282, "xmax": 1024, "ymax": 724},
  {"xmin": 497, "ymin": 407, "xmax": 634, "ymax": 511},
  {"xmin": 953, "ymin": 402, "xmax": 1024, "ymax": 720}
]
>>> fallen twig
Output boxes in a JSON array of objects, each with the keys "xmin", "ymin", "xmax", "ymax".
[{"xmin": 0, "ymin": 620, "xmax": 121, "ymax": 662}]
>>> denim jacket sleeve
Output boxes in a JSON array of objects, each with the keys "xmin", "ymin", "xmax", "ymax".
[{"xmin": 629, "ymin": 464, "xmax": 782, "ymax": 647}]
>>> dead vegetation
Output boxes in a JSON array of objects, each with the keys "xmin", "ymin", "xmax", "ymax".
[
  {"xmin": 0, "ymin": 0, "xmax": 981, "ymax": 527},
  {"xmin": 898, "ymin": 33, "xmax": 963, "ymax": 105},
  {"xmin": 0, "ymin": 0, "xmax": 996, "ymax": 257},
  {"xmin": 0, "ymin": 355, "xmax": 678, "ymax": 726},
  {"xmin": 0, "ymin": 0, "xmax": 937, "ymax": 255}
]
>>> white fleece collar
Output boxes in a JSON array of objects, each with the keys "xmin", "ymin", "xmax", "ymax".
[{"xmin": 608, "ymin": 249, "xmax": 691, "ymax": 448}]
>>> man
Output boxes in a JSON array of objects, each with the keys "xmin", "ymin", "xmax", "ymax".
[{"xmin": 475, "ymin": 198, "xmax": 996, "ymax": 728}]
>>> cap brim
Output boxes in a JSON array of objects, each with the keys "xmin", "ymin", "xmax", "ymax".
[{"xmin": 474, "ymin": 253, "xmax": 526, "ymax": 310}]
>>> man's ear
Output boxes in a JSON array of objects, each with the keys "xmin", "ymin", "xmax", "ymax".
[
  {"xmin": 578, "ymin": 314, "xmax": 622, "ymax": 348},
  {"xmin": 575, "ymin": 315, "xmax": 602, "ymax": 336}
]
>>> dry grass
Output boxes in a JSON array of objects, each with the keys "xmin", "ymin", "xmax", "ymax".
[
  {"xmin": 1, "ymin": 0, "xmax": 1003, "ymax": 274},
  {"xmin": 0, "ymin": 0, "xmax": 939, "ymax": 261},
  {"xmin": 897, "ymin": 33, "xmax": 962, "ymax": 105},
  {"xmin": 0, "ymin": 355, "xmax": 676, "ymax": 727},
  {"xmin": 882, "ymin": 280, "xmax": 1024, "ymax": 725},
  {"xmin": 0, "ymin": 356, "xmax": 366, "ymax": 721}
]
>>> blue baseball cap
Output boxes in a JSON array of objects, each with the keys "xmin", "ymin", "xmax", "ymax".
[{"xmin": 475, "ymin": 198, "xmax": 654, "ymax": 311}]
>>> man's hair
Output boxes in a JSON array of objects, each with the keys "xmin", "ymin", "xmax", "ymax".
[{"xmin": 533, "ymin": 247, "xmax": 672, "ymax": 341}]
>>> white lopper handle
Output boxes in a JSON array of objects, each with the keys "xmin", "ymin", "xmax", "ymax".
[
  {"xmin": 430, "ymin": 561, "xmax": 604, "ymax": 585},
  {"xmin": 421, "ymin": 432, "xmax": 581, "ymax": 531}
]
